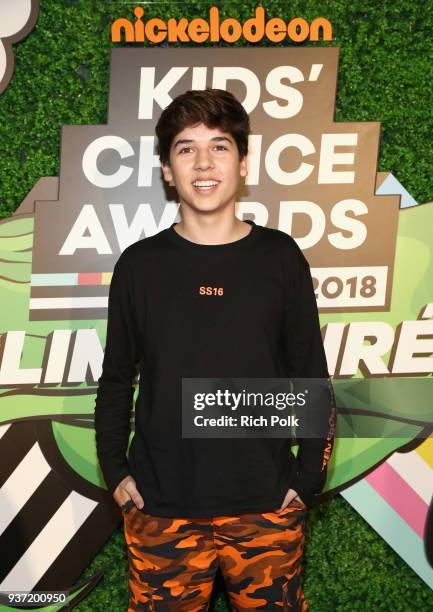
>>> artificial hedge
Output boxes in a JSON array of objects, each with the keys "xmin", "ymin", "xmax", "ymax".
[{"xmin": 0, "ymin": 0, "xmax": 432, "ymax": 610}]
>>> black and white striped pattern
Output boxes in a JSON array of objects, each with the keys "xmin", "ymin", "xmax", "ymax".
[{"xmin": 0, "ymin": 419, "xmax": 121, "ymax": 594}]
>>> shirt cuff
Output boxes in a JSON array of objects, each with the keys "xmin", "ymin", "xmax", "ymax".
[
  {"xmin": 101, "ymin": 463, "xmax": 132, "ymax": 496},
  {"xmin": 290, "ymin": 466, "xmax": 328, "ymax": 508}
]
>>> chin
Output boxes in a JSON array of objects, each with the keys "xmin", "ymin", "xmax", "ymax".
[{"xmin": 184, "ymin": 202, "xmax": 225, "ymax": 214}]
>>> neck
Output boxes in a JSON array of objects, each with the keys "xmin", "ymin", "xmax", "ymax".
[{"xmin": 174, "ymin": 208, "xmax": 252, "ymax": 245}]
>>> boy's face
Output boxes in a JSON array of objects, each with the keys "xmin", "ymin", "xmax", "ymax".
[{"xmin": 161, "ymin": 122, "xmax": 248, "ymax": 215}]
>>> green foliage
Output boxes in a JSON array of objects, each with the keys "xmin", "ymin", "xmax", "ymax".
[
  {"xmin": 0, "ymin": 0, "xmax": 432, "ymax": 216},
  {"xmin": 303, "ymin": 496, "xmax": 433, "ymax": 611},
  {"xmin": 1, "ymin": 1, "xmax": 432, "ymax": 609}
]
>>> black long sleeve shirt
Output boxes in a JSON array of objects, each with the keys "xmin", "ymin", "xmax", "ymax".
[{"xmin": 94, "ymin": 219, "xmax": 336, "ymax": 517}]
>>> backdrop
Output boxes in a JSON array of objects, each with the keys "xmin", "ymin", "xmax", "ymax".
[{"xmin": 0, "ymin": 2, "xmax": 432, "ymax": 611}]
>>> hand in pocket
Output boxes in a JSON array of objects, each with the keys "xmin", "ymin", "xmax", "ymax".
[
  {"xmin": 276, "ymin": 488, "xmax": 306, "ymax": 513},
  {"xmin": 113, "ymin": 475, "xmax": 145, "ymax": 511}
]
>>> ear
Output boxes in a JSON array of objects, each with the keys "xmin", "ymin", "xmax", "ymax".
[
  {"xmin": 161, "ymin": 160, "xmax": 173, "ymax": 183},
  {"xmin": 239, "ymin": 155, "xmax": 248, "ymax": 178}
]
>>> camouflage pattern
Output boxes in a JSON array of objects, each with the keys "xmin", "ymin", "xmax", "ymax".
[{"xmin": 122, "ymin": 498, "xmax": 308, "ymax": 611}]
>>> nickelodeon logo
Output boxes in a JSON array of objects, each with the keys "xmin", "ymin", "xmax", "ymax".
[{"xmin": 111, "ymin": 6, "xmax": 333, "ymax": 45}]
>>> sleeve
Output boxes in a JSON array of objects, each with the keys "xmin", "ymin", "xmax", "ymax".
[
  {"xmin": 94, "ymin": 253, "xmax": 141, "ymax": 495},
  {"xmin": 282, "ymin": 242, "xmax": 337, "ymax": 507}
]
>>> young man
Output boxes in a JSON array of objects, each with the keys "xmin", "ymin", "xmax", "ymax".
[{"xmin": 94, "ymin": 88, "xmax": 336, "ymax": 611}]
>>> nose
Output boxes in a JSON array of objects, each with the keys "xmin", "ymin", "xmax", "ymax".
[{"xmin": 194, "ymin": 148, "xmax": 214, "ymax": 171}]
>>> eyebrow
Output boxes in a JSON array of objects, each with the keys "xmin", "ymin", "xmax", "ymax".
[{"xmin": 172, "ymin": 136, "xmax": 234, "ymax": 149}]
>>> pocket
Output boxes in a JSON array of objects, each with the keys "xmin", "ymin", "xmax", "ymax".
[
  {"xmin": 290, "ymin": 498, "xmax": 307, "ymax": 510},
  {"xmin": 278, "ymin": 498, "xmax": 307, "ymax": 514},
  {"xmin": 120, "ymin": 499, "xmax": 136, "ymax": 516}
]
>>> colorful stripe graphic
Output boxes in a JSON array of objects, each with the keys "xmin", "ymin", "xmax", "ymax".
[
  {"xmin": 341, "ymin": 438, "xmax": 433, "ymax": 590},
  {"xmin": 31, "ymin": 272, "xmax": 112, "ymax": 286},
  {"xmin": 365, "ymin": 459, "xmax": 429, "ymax": 539},
  {"xmin": 29, "ymin": 272, "xmax": 113, "ymax": 319}
]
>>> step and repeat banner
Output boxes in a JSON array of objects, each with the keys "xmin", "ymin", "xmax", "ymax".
[{"xmin": 0, "ymin": 1, "xmax": 432, "ymax": 609}]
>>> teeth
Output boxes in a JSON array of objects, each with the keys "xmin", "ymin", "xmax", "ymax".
[{"xmin": 193, "ymin": 181, "xmax": 219, "ymax": 187}]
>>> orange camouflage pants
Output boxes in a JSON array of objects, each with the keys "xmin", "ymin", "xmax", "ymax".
[{"xmin": 122, "ymin": 498, "xmax": 309, "ymax": 611}]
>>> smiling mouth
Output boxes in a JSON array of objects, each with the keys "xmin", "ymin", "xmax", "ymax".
[{"xmin": 192, "ymin": 180, "xmax": 220, "ymax": 193}]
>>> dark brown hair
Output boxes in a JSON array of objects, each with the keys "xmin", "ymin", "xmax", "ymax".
[{"xmin": 155, "ymin": 88, "xmax": 250, "ymax": 165}]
